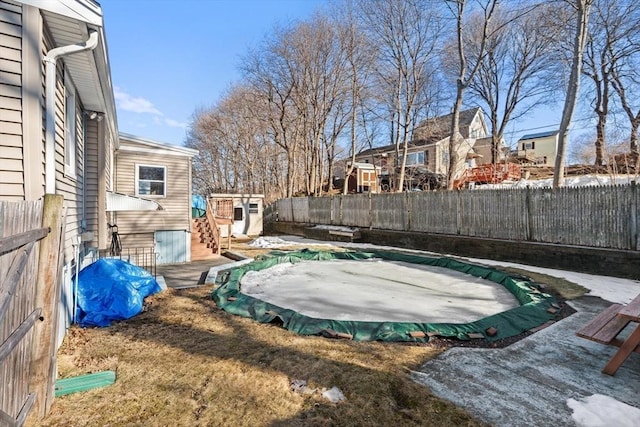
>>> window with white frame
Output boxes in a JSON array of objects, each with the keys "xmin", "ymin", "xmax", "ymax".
[
  {"xmin": 400, "ymin": 151, "xmax": 425, "ymax": 166},
  {"xmin": 64, "ymin": 80, "xmax": 77, "ymax": 177},
  {"xmin": 248, "ymin": 203, "xmax": 259, "ymax": 214},
  {"xmin": 136, "ymin": 165, "xmax": 166, "ymax": 196}
]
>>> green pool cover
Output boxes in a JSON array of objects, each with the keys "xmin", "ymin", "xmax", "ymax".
[{"xmin": 211, "ymin": 249, "xmax": 559, "ymax": 342}]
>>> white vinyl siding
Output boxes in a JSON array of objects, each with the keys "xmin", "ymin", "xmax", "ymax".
[
  {"xmin": 0, "ymin": 0, "xmax": 24, "ymax": 200},
  {"xmin": 84, "ymin": 119, "xmax": 99, "ymax": 246},
  {"xmin": 64, "ymin": 75, "xmax": 76, "ymax": 177}
]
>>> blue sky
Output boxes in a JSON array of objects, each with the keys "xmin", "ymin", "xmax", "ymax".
[
  {"xmin": 101, "ymin": 0, "xmax": 576, "ymax": 149},
  {"xmin": 102, "ymin": 0, "xmax": 325, "ymax": 146}
]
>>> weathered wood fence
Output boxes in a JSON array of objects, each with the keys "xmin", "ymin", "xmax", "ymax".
[
  {"xmin": 274, "ymin": 183, "xmax": 640, "ymax": 251},
  {"xmin": 0, "ymin": 195, "xmax": 64, "ymax": 426}
]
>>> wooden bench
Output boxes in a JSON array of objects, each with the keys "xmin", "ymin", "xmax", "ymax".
[
  {"xmin": 577, "ymin": 294, "xmax": 640, "ymax": 375},
  {"xmin": 328, "ymin": 229, "xmax": 361, "ymax": 242}
]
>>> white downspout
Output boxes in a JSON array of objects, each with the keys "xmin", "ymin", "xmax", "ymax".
[{"xmin": 44, "ymin": 30, "xmax": 99, "ymax": 194}]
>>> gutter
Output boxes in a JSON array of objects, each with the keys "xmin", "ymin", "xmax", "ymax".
[{"xmin": 44, "ymin": 30, "xmax": 99, "ymax": 194}]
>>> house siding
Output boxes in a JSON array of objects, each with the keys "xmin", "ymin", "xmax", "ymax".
[
  {"xmin": 114, "ymin": 142, "xmax": 193, "ymax": 254},
  {"xmin": 84, "ymin": 118, "xmax": 99, "ymax": 246},
  {"xmin": 41, "ymin": 23, "xmax": 82, "ymax": 265},
  {"xmin": 0, "ymin": 0, "xmax": 24, "ymax": 200}
]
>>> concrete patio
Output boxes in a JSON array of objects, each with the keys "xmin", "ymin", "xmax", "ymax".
[{"xmin": 411, "ymin": 295, "xmax": 640, "ymax": 426}]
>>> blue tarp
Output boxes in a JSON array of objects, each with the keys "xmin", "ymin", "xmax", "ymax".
[
  {"xmin": 76, "ymin": 259, "xmax": 162, "ymax": 327},
  {"xmin": 192, "ymin": 195, "xmax": 206, "ymax": 210}
]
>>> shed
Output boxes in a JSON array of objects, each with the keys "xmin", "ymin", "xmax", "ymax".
[{"xmin": 209, "ymin": 194, "xmax": 264, "ymax": 237}]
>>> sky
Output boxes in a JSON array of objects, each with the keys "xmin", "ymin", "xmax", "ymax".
[
  {"xmin": 101, "ymin": 0, "xmax": 572, "ymax": 149},
  {"xmin": 101, "ymin": 0, "xmax": 325, "ymax": 146}
]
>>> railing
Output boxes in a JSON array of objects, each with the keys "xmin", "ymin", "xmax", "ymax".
[
  {"xmin": 95, "ymin": 247, "xmax": 158, "ymax": 277},
  {"xmin": 213, "ymin": 199, "xmax": 234, "ymax": 220},
  {"xmin": 206, "ymin": 199, "xmax": 222, "ymax": 255}
]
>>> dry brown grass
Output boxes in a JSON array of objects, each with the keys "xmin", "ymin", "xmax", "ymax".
[{"xmin": 32, "ymin": 286, "xmax": 483, "ymax": 427}]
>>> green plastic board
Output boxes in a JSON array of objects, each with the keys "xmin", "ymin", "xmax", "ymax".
[{"xmin": 55, "ymin": 370, "xmax": 116, "ymax": 397}]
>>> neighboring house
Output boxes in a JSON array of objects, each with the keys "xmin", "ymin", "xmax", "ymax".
[
  {"xmin": 210, "ymin": 193, "xmax": 264, "ymax": 237},
  {"xmin": 0, "ymin": 0, "xmax": 119, "ymax": 340},
  {"xmin": 353, "ymin": 108, "xmax": 489, "ymax": 189},
  {"xmin": 413, "ymin": 107, "xmax": 488, "ymax": 141},
  {"xmin": 473, "ymin": 136, "xmax": 509, "ymax": 165},
  {"xmin": 113, "ymin": 133, "xmax": 198, "ymax": 264},
  {"xmin": 515, "ymin": 130, "xmax": 559, "ymax": 166}
]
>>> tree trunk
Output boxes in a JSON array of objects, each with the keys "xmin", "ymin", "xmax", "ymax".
[
  {"xmin": 553, "ymin": 0, "xmax": 591, "ymax": 188},
  {"xmin": 594, "ymin": 111, "xmax": 606, "ymax": 166},
  {"xmin": 447, "ymin": 83, "xmax": 465, "ymax": 190}
]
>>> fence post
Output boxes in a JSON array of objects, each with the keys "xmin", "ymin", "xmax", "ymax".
[
  {"xmin": 368, "ymin": 192, "xmax": 373, "ymax": 229},
  {"xmin": 290, "ymin": 198, "xmax": 295, "ymax": 223},
  {"xmin": 405, "ymin": 191, "xmax": 411, "ymax": 232},
  {"xmin": 632, "ymin": 181, "xmax": 638, "ymax": 251},
  {"xmin": 29, "ymin": 194, "xmax": 64, "ymax": 418},
  {"xmin": 456, "ymin": 190, "xmax": 461, "ymax": 235},
  {"xmin": 525, "ymin": 186, "xmax": 532, "ymax": 241}
]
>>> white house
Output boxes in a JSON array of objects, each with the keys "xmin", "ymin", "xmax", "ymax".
[{"xmin": 516, "ymin": 130, "xmax": 559, "ymax": 166}]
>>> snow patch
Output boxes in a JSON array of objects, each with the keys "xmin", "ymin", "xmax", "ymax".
[
  {"xmin": 567, "ymin": 394, "xmax": 640, "ymax": 427},
  {"xmin": 478, "ymin": 174, "xmax": 638, "ymax": 189}
]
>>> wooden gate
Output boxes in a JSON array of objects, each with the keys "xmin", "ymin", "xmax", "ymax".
[{"xmin": 0, "ymin": 195, "xmax": 64, "ymax": 425}]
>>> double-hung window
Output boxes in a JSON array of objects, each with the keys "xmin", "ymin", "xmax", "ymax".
[{"xmin": 136, "ymin": 165, "xmax": 166, "ymax": 197}]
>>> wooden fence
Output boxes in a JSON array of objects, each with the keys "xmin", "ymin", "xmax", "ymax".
[
  {"xmin": 274, "ymin": 183, "xmax": 640, "ymax": 251},
  {"xmin": 0, "ymin": 195, "xmax": 64, "ymax": 425}
]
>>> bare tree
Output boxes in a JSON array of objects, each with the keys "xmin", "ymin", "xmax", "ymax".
[
  {"xmin": 358, "ymin": 0, "xmax": 444, "ymax": 192},
  {"xmin": 445, "ymin": 0, "xmax": 499, "ymax": 189},
  {"xmin": 466, "ymin": 2, "xmax": 561, "ymax": 164},
  {"xmin": 242, "ymin": 26, "xmax": 305, "ymax": 197},
  {"xmin": 581, "ymin": 0, "xmax": 640, "ymax": 167},
  {"xmin": 553, "ymin": 0, "xmax": 593, "ymax": 188},
  {"xmin": 604, "ymin": 1, "xmax": 640, "ymax": 169}
]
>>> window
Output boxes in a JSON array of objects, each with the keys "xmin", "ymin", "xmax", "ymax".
[
  {"xmin": 248, "ymin": 203, "xmax": 259, "ymax": 214},
  {"xmin": 234, "ymin": 207, "xmax": 243, "ymax": 221},
  {"xmin": 136, "ymin": 165, "xmax": 166, "ymax": 196},
  {"xmin": 523, "ymin": 141, "xmax": 535, "ymax": 150},
  {"xmin": 64, "ymin": 80, "xmax": 76, "ymax": 177},
  {"xmin": 400, "ymin": 152, "xmax": 424, "ymax": 166}
]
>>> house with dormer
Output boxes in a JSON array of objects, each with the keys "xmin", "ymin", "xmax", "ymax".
[{"xmin": 353, "ymin": 108, "xmax": 490, "ymax": 189}]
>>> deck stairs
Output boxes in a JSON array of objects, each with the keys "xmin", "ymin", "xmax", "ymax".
[{"xmin": 191, "ymin": 198, "xmax": 234, "ymax": 258}]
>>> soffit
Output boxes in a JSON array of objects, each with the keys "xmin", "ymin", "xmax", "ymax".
[{"xmin": 42, "ymin": 10, "xmax": 106, "ymax": 113}]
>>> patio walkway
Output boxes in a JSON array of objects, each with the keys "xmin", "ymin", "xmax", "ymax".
[
  {"xmin": 156, "ymin": 258, "xmax": 233, "ymax": 289},
  {"xmin": 411, "ymin": 296, "xmax": 640, "ymax": 426}
]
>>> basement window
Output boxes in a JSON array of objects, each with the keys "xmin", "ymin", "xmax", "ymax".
[{"xmin": 136, "ymin": 165, "xmax": 166, "ymax": 197}]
